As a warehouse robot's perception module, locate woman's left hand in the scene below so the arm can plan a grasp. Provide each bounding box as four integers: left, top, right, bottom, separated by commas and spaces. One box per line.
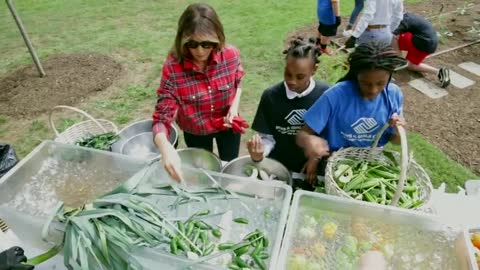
224, 107, 238, 128
388, 113, 406, 132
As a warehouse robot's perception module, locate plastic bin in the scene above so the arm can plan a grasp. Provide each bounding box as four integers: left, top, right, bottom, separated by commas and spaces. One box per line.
277, 191, 476, 270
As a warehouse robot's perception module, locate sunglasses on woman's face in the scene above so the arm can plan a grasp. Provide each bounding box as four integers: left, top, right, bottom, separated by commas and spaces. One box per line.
185, 40, 217, 49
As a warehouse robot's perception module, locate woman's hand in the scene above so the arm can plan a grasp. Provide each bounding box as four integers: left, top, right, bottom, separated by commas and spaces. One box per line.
247, 134, 264, 162
161, 143, 183, 183
154, 132, 183, 183
302, 158, 320, 185
224, 107, 238, 128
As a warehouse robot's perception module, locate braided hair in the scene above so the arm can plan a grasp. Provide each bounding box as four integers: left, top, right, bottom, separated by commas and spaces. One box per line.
338, 41, 407, 82
283, 37, 321, 66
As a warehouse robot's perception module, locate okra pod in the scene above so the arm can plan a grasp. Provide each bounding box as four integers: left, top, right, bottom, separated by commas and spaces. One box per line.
218, 242, 235, 250
200, 231, 208, 245
227, 263, 241, 270
177, 239, 190, 252
195, 221, 211, 230
186, 221, 195, 236
212, 229, 222, 238
178, 222, 186, 235
262, 236, 269, 248
234, 245, 250, 256
402, 185, 417, 193
204, 243, 215, 256
252, 255, 267, 270
234, 256, 249, 268
233, 217, 249, 224
364, 192, 377, 203
243, 230, 261, 241
259, 251, 269, 260
170, 237, 179, 254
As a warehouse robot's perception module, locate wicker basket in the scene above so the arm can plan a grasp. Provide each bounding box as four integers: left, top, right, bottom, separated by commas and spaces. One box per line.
324, 123, 433, 210
49, 105, 119, 145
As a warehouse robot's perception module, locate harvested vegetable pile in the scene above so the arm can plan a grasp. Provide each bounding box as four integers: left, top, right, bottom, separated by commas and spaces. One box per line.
75, 132, 119, 151
30, 164, 272, 270
471, 231, 480, 268
331, 157, 423, 209
244, 165, 278, 181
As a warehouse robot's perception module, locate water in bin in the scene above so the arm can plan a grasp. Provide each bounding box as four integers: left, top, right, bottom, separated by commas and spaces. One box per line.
0, 141, 147, 269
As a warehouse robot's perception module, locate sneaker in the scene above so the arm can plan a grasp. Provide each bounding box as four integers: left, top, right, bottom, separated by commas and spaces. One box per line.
438, 68, 451, 88
343, 29, 353, 38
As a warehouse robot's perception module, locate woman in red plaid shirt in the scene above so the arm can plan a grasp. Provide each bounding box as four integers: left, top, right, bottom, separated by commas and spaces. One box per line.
152, 3, 246, 182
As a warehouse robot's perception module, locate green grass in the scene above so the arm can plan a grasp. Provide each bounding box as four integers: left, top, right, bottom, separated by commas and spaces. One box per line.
15, 120, 50, 157
91, 85, 156, 125
0, 0, 477, 188
387, 133, 478, 192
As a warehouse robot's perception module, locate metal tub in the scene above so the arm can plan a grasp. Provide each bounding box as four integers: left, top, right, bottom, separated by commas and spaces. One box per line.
277, 191, 476, 270
111, 119, 178, 159
222, 155, 293, 185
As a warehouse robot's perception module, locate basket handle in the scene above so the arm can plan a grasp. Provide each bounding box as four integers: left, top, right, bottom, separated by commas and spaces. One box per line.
370, 122, 408, 207
48, 105, 111, 136
389, 125, 408, 207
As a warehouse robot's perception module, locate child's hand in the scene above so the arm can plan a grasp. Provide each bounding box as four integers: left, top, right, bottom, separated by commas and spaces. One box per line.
247, 134, 264, 162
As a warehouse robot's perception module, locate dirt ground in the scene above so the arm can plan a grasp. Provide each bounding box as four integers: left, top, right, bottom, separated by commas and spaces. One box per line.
0, 54, 123, 117
285, 1, 480, 175
0, 0, 478, 174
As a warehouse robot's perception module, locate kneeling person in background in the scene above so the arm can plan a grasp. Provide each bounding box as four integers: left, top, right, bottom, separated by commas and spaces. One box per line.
247, 37, 330, 190
392, 12, 450, 88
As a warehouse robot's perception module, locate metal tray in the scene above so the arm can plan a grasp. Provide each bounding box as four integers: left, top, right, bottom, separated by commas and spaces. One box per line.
277, 191, 476, 270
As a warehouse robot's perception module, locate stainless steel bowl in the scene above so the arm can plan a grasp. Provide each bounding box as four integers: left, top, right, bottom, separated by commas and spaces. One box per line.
176, 148, 222, 172
111, 119, 178, 158
120, 132, 160, 160
221, 155, 292, 185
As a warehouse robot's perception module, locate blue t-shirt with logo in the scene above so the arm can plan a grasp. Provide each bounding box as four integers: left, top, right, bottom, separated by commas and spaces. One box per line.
317, 0, 335, 25
304, 80, 403, 152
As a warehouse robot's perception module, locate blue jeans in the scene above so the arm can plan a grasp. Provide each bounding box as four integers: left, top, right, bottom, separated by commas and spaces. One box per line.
358, 28, 393, 45
349, 0, 364, 25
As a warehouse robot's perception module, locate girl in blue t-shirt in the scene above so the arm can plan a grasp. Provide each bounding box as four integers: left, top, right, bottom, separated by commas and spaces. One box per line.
296, 41, 408, 184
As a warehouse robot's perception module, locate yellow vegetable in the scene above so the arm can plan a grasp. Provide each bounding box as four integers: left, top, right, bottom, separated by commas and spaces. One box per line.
322, 222, 338, 239
313, 242, 326, 257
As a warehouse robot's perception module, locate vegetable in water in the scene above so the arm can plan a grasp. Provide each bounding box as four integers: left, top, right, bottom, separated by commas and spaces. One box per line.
244, 165, 278, 181
322, 222, 338, 239
75, 132, 119, 151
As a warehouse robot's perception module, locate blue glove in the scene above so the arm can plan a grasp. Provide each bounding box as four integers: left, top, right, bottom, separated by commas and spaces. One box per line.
0, 247, 34, 270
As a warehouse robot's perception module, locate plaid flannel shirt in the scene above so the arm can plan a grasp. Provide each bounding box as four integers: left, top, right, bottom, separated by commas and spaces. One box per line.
152, 46, 244, 136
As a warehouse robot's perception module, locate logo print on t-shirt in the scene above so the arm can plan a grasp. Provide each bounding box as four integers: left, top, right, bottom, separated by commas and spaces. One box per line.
351, 118, 379, 134
285, 109, 307, 125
